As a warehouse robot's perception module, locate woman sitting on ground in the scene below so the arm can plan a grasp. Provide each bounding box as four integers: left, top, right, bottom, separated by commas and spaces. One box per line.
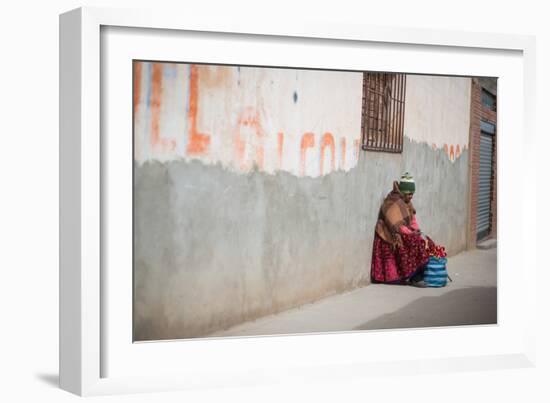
371, 173, 429, 286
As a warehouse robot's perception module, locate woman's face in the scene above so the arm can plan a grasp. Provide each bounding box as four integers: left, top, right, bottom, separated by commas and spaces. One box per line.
403, 193, 413, 203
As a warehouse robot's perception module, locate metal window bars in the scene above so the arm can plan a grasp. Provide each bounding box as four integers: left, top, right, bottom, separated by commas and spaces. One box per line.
361, 72, 406, 153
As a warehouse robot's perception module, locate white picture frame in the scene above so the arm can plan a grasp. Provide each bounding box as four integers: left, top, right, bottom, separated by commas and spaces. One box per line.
59, 6, 537, 396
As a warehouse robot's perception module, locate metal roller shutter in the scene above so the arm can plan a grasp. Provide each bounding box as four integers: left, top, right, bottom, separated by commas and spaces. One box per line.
477, 130, 494, 240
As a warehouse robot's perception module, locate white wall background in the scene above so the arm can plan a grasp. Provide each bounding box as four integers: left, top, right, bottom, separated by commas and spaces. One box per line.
134, 62, 363, 176
0, 1, 548, 402
404, 75, 471, 160
134, 64, 470, 177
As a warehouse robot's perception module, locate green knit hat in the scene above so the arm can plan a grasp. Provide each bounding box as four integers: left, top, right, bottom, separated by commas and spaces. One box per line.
398, 172, 415, 194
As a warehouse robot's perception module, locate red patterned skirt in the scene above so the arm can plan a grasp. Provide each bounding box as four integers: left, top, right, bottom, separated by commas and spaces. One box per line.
371, 232, 430, 284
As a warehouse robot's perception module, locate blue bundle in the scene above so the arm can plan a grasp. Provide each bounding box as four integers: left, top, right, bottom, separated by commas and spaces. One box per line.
423, 256, 449, 287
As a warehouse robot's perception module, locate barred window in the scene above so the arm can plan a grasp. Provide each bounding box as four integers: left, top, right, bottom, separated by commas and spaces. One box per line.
361, 72, 406, 153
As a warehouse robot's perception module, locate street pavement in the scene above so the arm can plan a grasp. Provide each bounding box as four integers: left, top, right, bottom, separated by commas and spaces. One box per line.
209, 247, 497, 338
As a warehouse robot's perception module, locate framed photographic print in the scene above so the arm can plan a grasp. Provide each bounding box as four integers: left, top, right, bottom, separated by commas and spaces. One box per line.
60, 6, 537, 396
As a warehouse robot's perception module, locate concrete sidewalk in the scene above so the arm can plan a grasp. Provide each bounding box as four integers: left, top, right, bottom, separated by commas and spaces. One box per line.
209, 247, 497, 337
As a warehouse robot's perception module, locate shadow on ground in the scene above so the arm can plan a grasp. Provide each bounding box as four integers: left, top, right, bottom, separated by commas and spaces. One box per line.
35, 373, 59, 388
354, 286, 497, 331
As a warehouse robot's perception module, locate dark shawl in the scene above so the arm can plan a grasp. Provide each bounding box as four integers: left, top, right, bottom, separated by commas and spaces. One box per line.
375, 181, 416, 246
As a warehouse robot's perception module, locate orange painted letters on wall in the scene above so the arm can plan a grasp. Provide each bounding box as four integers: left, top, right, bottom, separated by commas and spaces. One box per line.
300, 132, 315, 176
186, 65, 211, 155
340, 138, 346, 170
150, 63, 176, 153
278, 132, 284, 170
133, 62, 142, 117
234, 107, 265, 170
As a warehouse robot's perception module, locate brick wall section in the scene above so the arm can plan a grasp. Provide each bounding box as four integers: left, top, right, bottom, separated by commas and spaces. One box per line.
468, 78, 497, 247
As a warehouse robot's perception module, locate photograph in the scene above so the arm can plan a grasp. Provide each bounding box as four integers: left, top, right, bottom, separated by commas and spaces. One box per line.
132, 61, 498, 342
0, 0, 544, 399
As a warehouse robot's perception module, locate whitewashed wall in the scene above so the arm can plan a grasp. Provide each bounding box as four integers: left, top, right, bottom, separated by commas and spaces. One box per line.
134, 64, 472, 172
134, 62, 364, 177
404, 75, 471, 161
